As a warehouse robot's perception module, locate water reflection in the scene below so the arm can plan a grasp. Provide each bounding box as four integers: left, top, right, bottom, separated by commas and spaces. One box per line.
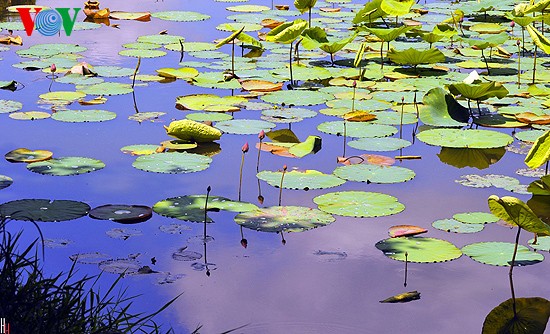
438, 147, 506, 169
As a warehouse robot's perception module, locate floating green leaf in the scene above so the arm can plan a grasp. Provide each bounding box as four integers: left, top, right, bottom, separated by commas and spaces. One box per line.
387, 48, 445, 66
314, 191, 405, 217
89, 205, 153, 224
453, 212, 500, 224
347, 137, 411, 151
261, 90, 333, 106
27, 157, 105, 176
333, 164, 415, 184
258, 169, 345, 190
375, 237, 462, 263
215, 119, 276, 134
432, 218, 485, 233
483, 297, 550, 334
151, 11, 211, 22
0, 100, 22, 113
462, 242, 544, 266
51, 109, 116, 123
318, 121, 397, 138
235, 206, 335, 232
5, 148, 53, 163
132, 152, 211, 174
0, 175, 13, 190
78, 82, 133, 96
0, 199, 90, 222
417, 129, 513, 148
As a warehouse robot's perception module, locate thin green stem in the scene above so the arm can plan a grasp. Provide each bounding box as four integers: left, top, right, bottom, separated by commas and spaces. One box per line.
238, 153, 245, 201
533, 45, 538, 84
278, 166, 287, 206
509, 226, 521, 317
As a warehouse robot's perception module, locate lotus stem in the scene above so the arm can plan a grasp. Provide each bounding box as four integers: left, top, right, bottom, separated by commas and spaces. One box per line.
280, 231, 286, 245
132, 57, 141, 89
343, 119, 347, 157
404, 251, 408, 287
278, 165, 287, 206
533, 45, 538, 84
240, 226, 247, 248
522, 27, 526, 56
257, 178, 264, 204
477, 100, 482, 116
517, 40, 521, 88
400, 97, 405, 139
179, 38, 185, 62
257, 130, 265, 173
239, 143, 248, 201
308, 8, 312, 28
545, 161, 549, 175
232, 41, 235, 76
204, 186, 211, 241
467, 99, 472, 117
289, 42, 294, 83
509, 226, 521, 317
481, 49, 490, 75
352, 80, 356, 113
380, 41, 384, 69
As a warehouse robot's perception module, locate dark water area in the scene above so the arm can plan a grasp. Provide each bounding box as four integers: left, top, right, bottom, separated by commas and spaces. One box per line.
1, 0, 549, 333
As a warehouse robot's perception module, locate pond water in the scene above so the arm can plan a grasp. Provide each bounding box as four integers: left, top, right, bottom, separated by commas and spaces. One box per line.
1, 0, 550, 333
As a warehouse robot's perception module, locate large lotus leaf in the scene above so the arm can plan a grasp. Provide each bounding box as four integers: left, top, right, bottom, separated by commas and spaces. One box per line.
0, 199, 90, 222
525, 130, 550, 169
456, 174, 521, 190
375, 237, 462, 263
438, 147, 506, 169
348, 137, 411, 151
27, 157, 105, 176
78, 83, 133, 96
271, 64, 332, 81
186, 112, 233, 122
0, 175, 13, 190
165, 119, 221, 142
266, 19, 308, 44
132, 152, 211, 174
319, 34, 358, 55
528, 175, 550, 196
288, 136, 322, 157
353, 0, 386, 24
453, 212, 500, 224
387, 48, 445, 66
235, 206, 335, 232
93, 66, 136, 77
417, 129, 513, 148
462, 32, 509, 49
527, 25, 550, 54
51, 110, 116, 123
483, 297, 550, 334
258, 170, 345, 190
119, 49, 166, 58
165, 42, 216, 52
380, 0, 414, 16
333, 164, 415, 184
261, 107, 316, 123
294, 0, 317, 14
215, 26, 246, 48
151, 11, 210, 22
120, 144, 160, 155
363, 26, 414, 42
137, 34, 185, 45
318, 121, 397, 138
419, 87, 469, 127
0, 100, 22, 113
260, 90, 333, 106
488, 195, 550, 235
525, 0, 550, 14
5, 148, 53, 163
176, 94, 246, 111
39, 91, 85, 102
123, 42, 160, 50
215, 119, 276, 134
314, 191, 405, 217
462, 242, 544, 266
55, 74, 103, 86
301, 27, 329, 50
89, 205, 153, 224
448, 81, 509, 101
432, 218, 484, 233
468, 23, 507, 34
154, 195, 257, 223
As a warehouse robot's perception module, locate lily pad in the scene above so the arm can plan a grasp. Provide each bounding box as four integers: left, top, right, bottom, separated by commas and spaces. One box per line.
99, 259, 141, 275
27, 157, 105, 176
89, 205, 153, 224
462, 242, 544, 266
151, 11, 210, 22
388, 225, 428, 238
78, 83, 133, 96
137, 34, 185, 45
51, 109, 116, 122
5, 148, 53, 163
313, 191, 405, 217
317, 121, 398, 138
172, 248, 202, 261
528, 236, 550, 252
39, 91, 85, 102
0, 175, 13, 190
9, 111, 51, 121
176, 94, 246, 111
215, 119, 276, 134
333, 164, 415, 184
432, 218, 485, 233
347, 137, 412, 151
417, 128, 513, 148
93, 66, 136, 77
106, 228, 143, 240
375, 237, 462, 263
257, 170, 346, 190
234, 206, 335, 233
119, 49, 167, 58
132, 152, 212, 174
483, 297, 550, 334
69, 252, 112, 264
260, 90, 333, 106
0, 100, 23, 113
120, 145, 160, 156
453, 212, 500, 224
0, 199, 90, 222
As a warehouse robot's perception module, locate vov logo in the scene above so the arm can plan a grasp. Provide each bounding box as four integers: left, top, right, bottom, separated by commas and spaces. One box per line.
17, 7, 81, 37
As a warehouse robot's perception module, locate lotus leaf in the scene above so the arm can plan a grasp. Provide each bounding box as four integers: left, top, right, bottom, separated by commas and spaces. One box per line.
482, 297, 550, 334
93, 66, 136, 77
9, 111, 51, 121
78, 83, 133, 96
217, 22, 263, 32
474, 114, 528, 129
215, 119, 276, 134
380, 0, 414, 16
0, 199, 90, 222
375, 237, 462, 263
453, 212, 500, 224
348, 137, 411, 151
173, 248, 202, 261
261, 107, 316, 123
121, 145, 160, 156
0, 100, 22, 113
528, 176, 550, 196
98, 259, 141, 276
288, 136, 322, 157
89, 205, 153, 224
70, 252, 112, 264
417, 129, 513, 148
516, 130, 547, 143
234, 206, 335, 232
27, 157, 105, 176
160, 140, 199, 150
448, 81, 509, 101
419, 87, 469, 127
0, 175, 13, 190
156, 67, 199, 79
132, 152, 212, 174
261, 90, 332, 106
258, 169, 345, 190
380, 291, 421, 303
318, 121, 397, 138
123, 42, 161, 50
51, 109, 116, 123
176, 94, 246, 111
5, 148, 53, 163
43, 238, 73, 248
462, 242, 544, 266
333, 164, 415, 184
159, 223, 191, 234
432, 218, 484, 233
456, 174, 521, 190
488, 195, 550, 235
266, 19, 308, 44
137, 34, 185, 45
387, 48, 445, 67
151, 11, 211, 22
119, 49, 167, 58
314, 191, 405, 217
128, 112, 165, 122
525, 130, 550, 169
55, 74, 103, 85
388, 225, 427, 238
106, 228, 143, 240
39, 91, 85, 102
363, 26, 414, 42
353, 0, 386, 24
527, 25, 550, 54
165, 42, 216, 52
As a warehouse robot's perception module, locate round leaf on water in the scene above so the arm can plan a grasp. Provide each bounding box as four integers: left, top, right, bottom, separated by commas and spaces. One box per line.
0, 100, 23, 113
27, 157, 105, 176
173, 248, 202, 261
215, 119, 276, 134
128, 112, 165, 122
314, 191, 405, 217
89, 204, 153, 224
93, 66, 136, 77
0, 199, 90, 222
462, 242, 544, 266
432, 218, 485, 233
69, 252, 112, 264
348, 137, 411, 151
375, 237, 462, 263
160, 140, 198, 151
226, 5, 270, 12
106, 228, 143, 240
318, 121, 398, 138
257, 170, 346, 190
9, 111, 51, 121
186, 112, 233, 122
99, 259, 141, 275
132, 152, 211, 174
78, 82, 133, 96
165, 42, 216, 52
456, 174, 521, 189
121, 144, 160, 156
151, 11, 210, 21
156, 67, 199, 79
39, 91, 85, 102
5, 148, 53, 163
123, 42, 161, 50
333, 164, 415, 184
516, 130, 547, 143
176, 94, 246, 111
261, 90, 333, 106
51, 109, 116, 122
529, 236, 550, 251
235, 206, 335, 233
388, 225, 428, 238
453, 212, 500, 224
0, 175, 13, 190
119, 49, 166, 58
417, 128, 513, 148
483, 297, 550, 334
137, 34, 185, 45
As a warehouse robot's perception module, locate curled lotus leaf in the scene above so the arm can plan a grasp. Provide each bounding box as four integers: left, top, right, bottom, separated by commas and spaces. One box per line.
89, 205, 153, 224
482, 297, 550, 334
0, 175, 13, 190
257, 169, 345, 190
5, 148, 53, 163
0, 199, 90, 222
375, 237, 462, 263
488, 195, 550, 235
387, 48, 445, 66
525, 130, 550, 169
120, 144, 160, 156
333, 164, 415, 184
235, 206, 335, 233
27, 157, 105, 176
528, 175, 550, 196
314, 191, 405, 217
448, 81, 509, 101
417, 128, 513, 148
462, 242, 544, 266
160, 140, 199, 151
132, 152, 212, 174
156, 67, 199, 79
380, 291, 421, 304
388, 225, 427, 238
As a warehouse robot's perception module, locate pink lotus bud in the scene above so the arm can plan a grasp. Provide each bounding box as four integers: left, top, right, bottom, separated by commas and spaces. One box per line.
50, 64, 56, 73
258, 130, 265, 140
516, 40, 521, 46
283, 165, 287, 171
510, 21, 515, 28
352, 80, 357, 88
242, 142, 249, 153
240, 238, 248, 248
